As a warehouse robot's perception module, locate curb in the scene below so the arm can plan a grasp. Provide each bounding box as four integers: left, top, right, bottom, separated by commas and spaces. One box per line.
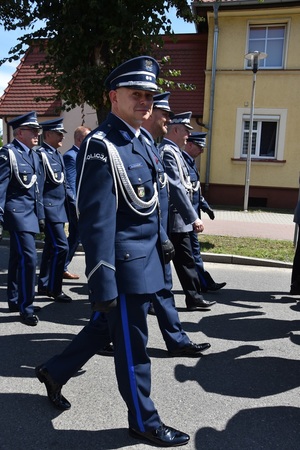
202, 252, 292, 269
0, 238, 293, 269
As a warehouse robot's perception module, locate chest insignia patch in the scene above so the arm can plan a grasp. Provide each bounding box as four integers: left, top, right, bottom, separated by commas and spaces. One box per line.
137, 186, 145, 198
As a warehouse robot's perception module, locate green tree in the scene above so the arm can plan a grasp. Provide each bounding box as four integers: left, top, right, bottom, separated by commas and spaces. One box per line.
0, 0, 197, 121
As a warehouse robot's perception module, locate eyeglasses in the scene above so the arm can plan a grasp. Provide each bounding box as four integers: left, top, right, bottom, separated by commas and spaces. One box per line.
19, 127, 42, 135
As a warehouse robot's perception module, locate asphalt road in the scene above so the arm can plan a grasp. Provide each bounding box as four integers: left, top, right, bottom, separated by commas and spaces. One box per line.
0, 246, 300, 450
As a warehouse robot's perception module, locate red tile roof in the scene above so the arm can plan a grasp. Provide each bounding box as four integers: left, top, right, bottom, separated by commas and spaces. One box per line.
0, 44, 61, 117
0, 34, 207, 120
157, 34, 207, 118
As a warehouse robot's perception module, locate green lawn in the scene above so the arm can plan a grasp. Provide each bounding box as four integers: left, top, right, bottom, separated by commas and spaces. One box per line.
200, 235, 295, 263
2, 231, 295, 263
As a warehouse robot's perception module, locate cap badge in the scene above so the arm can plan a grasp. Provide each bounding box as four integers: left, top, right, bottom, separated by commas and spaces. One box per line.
145, 59, 153, 71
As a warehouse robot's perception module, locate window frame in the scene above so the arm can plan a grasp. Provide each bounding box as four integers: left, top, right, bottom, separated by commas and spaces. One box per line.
245, 19, 290, 70
241, 116, 279, 159
234, 108, 287, 161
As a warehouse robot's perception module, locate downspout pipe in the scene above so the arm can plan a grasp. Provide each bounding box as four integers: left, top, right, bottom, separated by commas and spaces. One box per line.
205, 1, 219, 193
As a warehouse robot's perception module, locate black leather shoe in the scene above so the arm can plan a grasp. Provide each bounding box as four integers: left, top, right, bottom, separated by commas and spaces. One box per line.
49, 292, 72, 303
169, 342, 211, 357
96, 343, 114, 356
186, 297, 216, 310
35, 365, 71, 410
20, 313, 39, 326
207, 282, 227, 291
129, 423, 190, 447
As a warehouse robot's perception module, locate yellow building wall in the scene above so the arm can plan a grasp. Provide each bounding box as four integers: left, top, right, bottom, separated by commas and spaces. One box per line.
202, 6, 300, 191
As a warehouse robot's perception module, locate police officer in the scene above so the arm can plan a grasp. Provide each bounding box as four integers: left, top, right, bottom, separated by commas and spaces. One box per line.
36, 118, 72, 303
160, 112, 216, 310
0, 111, 44, 326
63, 126, 91, 280
183, 132, 226, 292
142, 92, 211, 355
36, 56, 190, 447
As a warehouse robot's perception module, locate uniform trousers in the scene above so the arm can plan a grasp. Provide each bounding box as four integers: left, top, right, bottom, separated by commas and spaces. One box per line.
38, 221, 68, 294
150, 263, 190, 351
7, 230, 37, 315
189, 230, 215, 289
44, 311, 111, 385
291, 224, 300, 284
44, 293, 162, 431
170, 232, 203, 306
64, 204, 80, 272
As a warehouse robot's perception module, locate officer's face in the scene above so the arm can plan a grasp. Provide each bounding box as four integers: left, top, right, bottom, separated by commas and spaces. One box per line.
176, 124, 190, 148
45, 130, 65, 149
110, 88, 154, 129
17, 127, 41, 149
186, 141, 204, 159
151, 109, 171, 138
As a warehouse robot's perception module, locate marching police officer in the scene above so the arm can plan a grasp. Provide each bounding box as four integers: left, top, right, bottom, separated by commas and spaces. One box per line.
0, 111, 44, 325
36, 56, 190, 447
63, 126, 91, 279
160, 112, 216, 310
142, 92, 211, 355
183, 132, 226, 292
36, 118, 72, 303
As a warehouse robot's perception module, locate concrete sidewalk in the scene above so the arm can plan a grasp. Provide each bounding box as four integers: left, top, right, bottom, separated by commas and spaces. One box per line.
202, 209, 295, 241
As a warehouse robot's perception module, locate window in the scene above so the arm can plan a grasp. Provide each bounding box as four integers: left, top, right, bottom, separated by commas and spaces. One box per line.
247, 25, 286, 69
242, 118, 278, 159
234, 108, 287, 162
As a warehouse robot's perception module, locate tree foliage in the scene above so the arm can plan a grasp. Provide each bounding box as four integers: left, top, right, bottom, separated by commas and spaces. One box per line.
0, 1, 197, 118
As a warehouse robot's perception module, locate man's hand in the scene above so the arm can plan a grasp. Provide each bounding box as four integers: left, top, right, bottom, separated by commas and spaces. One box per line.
193, 218, 204, 234
39, 219, 46, 233
204, 207, 215, 220
162, 239, 175, 264
92, 298, 118, 313
0, 222, 3, 241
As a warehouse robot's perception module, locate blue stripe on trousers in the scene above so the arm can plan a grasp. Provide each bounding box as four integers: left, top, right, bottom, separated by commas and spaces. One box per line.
119, 293, 145, 432
12, 231, 28, 310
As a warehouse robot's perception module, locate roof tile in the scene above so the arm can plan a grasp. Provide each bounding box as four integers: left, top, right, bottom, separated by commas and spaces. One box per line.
0, 45, 61, 117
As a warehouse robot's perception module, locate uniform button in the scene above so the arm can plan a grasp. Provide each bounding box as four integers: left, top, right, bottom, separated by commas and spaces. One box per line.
124, 253, 130, 260
138, 178, 142, 183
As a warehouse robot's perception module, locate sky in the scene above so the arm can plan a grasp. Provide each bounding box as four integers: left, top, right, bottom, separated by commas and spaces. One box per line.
0, 7, 196, 132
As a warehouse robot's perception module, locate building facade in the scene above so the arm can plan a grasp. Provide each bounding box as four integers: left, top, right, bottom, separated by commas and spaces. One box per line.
193, 0, 300, 209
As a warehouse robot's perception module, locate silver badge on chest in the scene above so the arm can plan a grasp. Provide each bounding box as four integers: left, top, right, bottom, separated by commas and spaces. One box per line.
137, 186, 145, 198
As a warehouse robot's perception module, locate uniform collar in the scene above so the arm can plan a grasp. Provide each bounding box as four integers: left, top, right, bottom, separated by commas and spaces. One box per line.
182, 150, 195, 165
15, 139, 31, 154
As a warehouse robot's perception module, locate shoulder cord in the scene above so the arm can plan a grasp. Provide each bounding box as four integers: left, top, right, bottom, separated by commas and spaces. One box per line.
159, 173, 168, 189
149, 143, 168, 189
40, 151, 65, 185
8, 148, 37, 188
76, 134, 158, 219
161, 146, 193, 192
104, 138, 158, 216
191, 180, 200, 192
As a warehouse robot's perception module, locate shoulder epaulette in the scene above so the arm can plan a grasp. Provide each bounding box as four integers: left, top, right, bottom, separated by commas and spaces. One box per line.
93, 131, 107, 141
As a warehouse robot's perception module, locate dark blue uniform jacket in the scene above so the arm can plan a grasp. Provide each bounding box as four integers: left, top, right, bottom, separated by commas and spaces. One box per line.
0, 139, 44, 232
76, 113, 166, 303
